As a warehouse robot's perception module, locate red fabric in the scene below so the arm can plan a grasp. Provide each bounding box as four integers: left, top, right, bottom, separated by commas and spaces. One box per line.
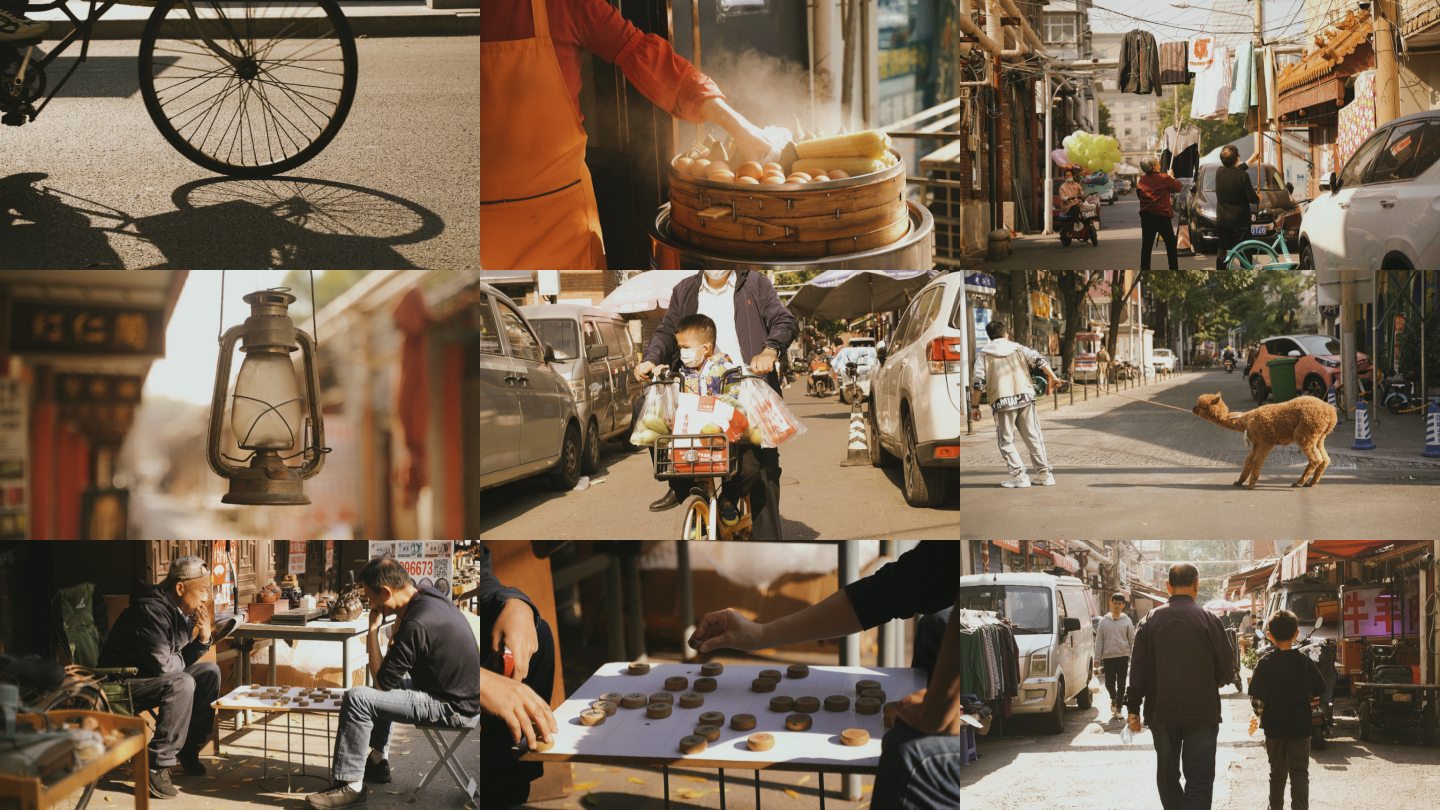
1136, 172, 1183, 217
30, 403, 54, 540
483, 0, 723, 123
392, 288, 433, 508
1309, 540, 1426, 559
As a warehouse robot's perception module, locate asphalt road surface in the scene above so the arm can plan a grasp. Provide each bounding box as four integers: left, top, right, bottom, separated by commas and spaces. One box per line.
961, 370, 1440, 541
961, 673, 1440, 810
480, 382, 959, 540
2, 37, 477, 269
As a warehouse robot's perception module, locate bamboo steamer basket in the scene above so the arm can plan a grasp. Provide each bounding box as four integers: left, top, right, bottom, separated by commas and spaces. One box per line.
667, 149, 908, 259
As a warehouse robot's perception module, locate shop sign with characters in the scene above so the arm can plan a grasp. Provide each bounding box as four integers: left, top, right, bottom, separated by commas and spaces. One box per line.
1341, 586, 1421, 637
370, 542, 453, 595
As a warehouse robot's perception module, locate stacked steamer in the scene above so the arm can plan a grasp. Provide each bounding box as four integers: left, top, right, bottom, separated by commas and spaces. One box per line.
668, 131, 906, 259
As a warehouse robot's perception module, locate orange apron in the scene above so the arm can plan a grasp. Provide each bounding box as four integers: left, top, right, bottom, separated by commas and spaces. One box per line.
481, 0, 606, 270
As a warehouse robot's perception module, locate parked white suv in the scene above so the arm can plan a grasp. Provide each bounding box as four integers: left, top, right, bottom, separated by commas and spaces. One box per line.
1298, 110, 1440, 275
867, 272, 963, 507
1150, 348, 1178, 373
959, 573, 1098, 734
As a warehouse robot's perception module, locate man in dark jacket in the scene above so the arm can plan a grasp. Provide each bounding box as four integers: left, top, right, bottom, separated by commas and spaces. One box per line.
476, 543, 557, 810
632, 268, 799, 539
99, 556, 231, 799
308, 556, 482, 810
1125, 563, 1236, 810
1213, 145, 1260, 274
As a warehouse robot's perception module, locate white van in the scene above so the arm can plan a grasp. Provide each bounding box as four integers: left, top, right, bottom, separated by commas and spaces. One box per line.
959, 573, 1098, 734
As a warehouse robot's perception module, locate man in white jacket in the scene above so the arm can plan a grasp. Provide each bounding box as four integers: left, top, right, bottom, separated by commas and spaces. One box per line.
969, 319, 1062, 487
1097, 593, 1137, 717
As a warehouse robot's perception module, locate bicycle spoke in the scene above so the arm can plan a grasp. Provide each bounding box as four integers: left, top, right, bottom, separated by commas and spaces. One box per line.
252, 79, 309, 158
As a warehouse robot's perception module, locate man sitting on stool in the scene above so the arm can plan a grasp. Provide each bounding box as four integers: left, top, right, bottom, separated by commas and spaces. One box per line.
308, 557, 481, 810
99, 556, 232, 800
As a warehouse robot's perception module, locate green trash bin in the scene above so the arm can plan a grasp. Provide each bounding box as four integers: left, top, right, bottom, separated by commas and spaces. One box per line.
1266, 357, 1299, 402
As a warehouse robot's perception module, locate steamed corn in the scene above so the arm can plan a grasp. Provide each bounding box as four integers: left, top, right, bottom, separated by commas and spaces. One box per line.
791, 157, 889, 177
794, 130, 891, 160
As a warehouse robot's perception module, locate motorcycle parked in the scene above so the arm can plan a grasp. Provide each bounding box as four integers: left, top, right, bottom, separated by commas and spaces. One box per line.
838, 359, 872, 405
1296, 629, 1337, 748
1356, 637, 1435, 744
1054, 195, 1099, 247
1380, 373, 1430, 415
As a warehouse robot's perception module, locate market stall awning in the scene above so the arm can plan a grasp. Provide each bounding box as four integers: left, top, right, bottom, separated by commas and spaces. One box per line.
990, 539, 1021, 553
786, 269, 941, 319
596, 271, 695, 315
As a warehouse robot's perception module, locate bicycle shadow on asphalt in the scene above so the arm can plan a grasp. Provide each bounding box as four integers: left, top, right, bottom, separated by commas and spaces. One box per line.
1, 173, 445, 269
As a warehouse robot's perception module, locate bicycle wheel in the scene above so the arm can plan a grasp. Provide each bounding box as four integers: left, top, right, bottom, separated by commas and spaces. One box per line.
138, 1, 359, 177
36, 684, 110, 810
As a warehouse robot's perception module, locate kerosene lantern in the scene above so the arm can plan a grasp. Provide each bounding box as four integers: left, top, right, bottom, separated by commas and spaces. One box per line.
206, 289, 327, 505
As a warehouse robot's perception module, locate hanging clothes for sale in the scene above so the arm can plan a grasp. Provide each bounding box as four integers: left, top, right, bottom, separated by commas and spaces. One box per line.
1228, 40, 1258, 117
1120, 30, 1162, 96
1188, 33, 1216, 72
1190, 44, 1231, 120
1337, 70, 1377, 167
1162, 124, 1201, 179
1159, 41, 1192, 85
958, 610, 1021, 701
1262, 46, 1279, 125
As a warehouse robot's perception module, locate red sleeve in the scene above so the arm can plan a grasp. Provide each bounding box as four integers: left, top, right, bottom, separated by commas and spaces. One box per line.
570, 0, 723, 123
1167, 175, 1184, 192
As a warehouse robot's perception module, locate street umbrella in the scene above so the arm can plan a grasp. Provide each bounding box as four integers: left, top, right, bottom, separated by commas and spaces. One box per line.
596, 271, 694, 315
787, 269, 941, 320
1203, 598, 1247, 614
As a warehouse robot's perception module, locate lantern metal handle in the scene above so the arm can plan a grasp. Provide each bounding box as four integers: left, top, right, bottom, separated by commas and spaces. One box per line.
207, 325, 248, 482
295, 328, 326, 480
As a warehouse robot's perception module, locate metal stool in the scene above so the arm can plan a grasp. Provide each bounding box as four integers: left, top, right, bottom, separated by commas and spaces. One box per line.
409, 712, 479, 804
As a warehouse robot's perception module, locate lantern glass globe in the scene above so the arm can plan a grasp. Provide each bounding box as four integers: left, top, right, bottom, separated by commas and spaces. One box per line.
232, 353, 303, 450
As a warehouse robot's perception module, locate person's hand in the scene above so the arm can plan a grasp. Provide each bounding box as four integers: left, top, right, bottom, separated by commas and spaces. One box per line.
195, 608, 213, 644
732, 125, 782, 166
893, 688, 960, 735
492, 599, 539, 681
749, 348, 777, 375
481, 669, 558, 750
369, 606, 386, 634
635, 360, 664, 382
1127, 713, 1143, 734
688, 608, 765, 653
970, 407, 983, 422
1046, 376, 1061, 396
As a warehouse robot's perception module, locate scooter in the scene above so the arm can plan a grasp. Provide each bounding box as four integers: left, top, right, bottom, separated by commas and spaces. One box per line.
1054, 196, 1099, 247
808, 358, 836, 397
838, 359, 872, 405
1380, 374, 1431, 415
1296, 628, 1337, 748
1224, 357, 1235, 373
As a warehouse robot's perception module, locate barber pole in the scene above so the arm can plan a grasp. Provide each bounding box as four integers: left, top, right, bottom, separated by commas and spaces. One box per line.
1352, 399, 1376, 450
1422, 400, 1440, 458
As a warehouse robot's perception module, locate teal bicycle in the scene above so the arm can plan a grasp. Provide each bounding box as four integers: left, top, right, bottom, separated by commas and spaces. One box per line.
1222, 230, 1300, 273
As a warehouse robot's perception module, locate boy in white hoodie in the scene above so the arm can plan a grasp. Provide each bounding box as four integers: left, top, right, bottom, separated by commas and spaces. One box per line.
968, 319, 1062, 487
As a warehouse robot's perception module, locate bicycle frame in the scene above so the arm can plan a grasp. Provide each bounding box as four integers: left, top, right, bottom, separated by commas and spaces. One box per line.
12, 0, 247, 122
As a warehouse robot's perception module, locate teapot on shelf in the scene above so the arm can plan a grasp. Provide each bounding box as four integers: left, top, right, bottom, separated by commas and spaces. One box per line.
329, 571, 365, 622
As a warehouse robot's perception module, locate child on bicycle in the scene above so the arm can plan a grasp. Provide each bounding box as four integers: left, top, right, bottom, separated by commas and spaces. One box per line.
651, 313, 760, 533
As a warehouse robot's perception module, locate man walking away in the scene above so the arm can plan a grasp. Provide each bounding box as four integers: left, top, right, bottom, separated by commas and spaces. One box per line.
1247, 609, 1326, 810
968, 319, 1064, 488
1213, 145, 1259, 273
1136, 157, 1183, 275
1125, 563, 1236, 810
1244, 343, 1260, 377
1097, 594, 1136, 718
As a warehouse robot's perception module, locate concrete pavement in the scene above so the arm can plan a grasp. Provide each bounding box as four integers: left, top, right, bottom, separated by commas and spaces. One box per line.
479, 382, 959, 540
961, 369, 1440, 541
1002, 193, 1217, 274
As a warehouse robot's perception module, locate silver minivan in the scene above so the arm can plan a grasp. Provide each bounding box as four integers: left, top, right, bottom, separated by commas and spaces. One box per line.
480, 284, 584, 492
959, 573, 1098, 734
519, 304, 641, 474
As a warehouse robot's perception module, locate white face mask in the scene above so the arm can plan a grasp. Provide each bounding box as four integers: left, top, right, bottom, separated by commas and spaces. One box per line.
680, 344, 710, 368
703, 269, 731, 281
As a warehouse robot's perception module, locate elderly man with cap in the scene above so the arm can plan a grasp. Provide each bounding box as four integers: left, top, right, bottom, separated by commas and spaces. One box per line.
99, 556, 237, 800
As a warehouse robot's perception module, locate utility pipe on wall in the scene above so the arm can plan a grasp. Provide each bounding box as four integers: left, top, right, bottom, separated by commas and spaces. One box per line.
995, 0, 1050, 58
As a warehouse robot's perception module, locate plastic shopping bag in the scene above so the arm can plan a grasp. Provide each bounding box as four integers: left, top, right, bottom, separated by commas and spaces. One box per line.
736, 377, 806, 448
671, 393, 749, 474
629, 380, 679, 447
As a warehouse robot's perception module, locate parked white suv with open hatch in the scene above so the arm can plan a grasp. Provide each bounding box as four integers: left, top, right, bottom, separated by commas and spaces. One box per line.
959, 573, 1098, 734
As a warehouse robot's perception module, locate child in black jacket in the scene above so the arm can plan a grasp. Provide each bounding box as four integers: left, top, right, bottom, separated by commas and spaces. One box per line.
1247, 610, 1326, 810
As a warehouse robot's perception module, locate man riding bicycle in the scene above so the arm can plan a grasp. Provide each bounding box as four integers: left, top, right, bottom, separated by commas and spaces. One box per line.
0, 5, 49, 41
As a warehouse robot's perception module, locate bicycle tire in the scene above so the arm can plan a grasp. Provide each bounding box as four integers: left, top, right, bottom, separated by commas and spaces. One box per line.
36, 684, 110, 810
138, 0, 359, 177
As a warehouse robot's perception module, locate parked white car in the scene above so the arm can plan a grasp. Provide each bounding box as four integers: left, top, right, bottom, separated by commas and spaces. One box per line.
1150, 348, 1178, 372
1298, 110, 1440, 275
959, 573, 1098, 735
867, 272, 962, 507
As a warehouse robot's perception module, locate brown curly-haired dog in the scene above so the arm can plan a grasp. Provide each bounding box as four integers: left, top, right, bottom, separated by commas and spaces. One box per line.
1191, 392, 1337, 488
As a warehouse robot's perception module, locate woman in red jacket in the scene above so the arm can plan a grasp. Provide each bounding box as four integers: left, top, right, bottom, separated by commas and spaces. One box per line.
1135, 156, 1184, 275
482, 0, 780, 270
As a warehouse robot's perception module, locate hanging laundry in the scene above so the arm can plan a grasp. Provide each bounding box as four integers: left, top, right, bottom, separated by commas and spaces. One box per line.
1158, 41, 1192, 86
1262, 46, 1279, 125
1162, 124, 1201, 179
1120, 30, 1162, 96
1190, 44, 1232, 120
1188, 33, 1216, 72
1228, 40, 1259, 116
1337, 70, 1377, 167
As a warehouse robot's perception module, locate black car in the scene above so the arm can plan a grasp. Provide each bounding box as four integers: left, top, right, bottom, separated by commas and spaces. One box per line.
1186, 162, 1302, 254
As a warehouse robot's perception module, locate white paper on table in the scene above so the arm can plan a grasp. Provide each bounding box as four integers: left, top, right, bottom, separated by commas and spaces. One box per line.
521, 663, 927, 767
